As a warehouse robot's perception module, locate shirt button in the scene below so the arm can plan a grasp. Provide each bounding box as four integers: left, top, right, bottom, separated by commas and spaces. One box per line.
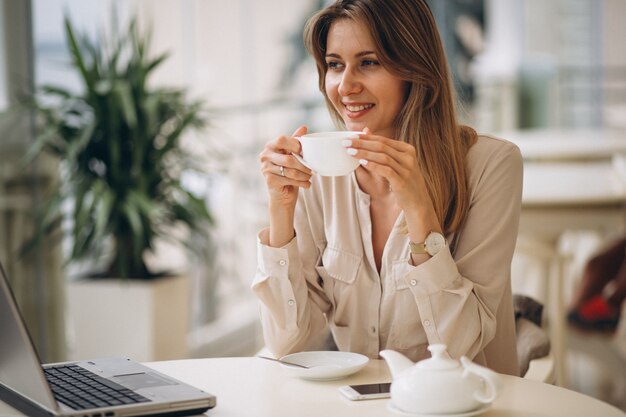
410, 279, 417, 286
423, 320, 431, 327
278, 259, 287, 266
287, 299, 295, 306
371, 326, 377, 333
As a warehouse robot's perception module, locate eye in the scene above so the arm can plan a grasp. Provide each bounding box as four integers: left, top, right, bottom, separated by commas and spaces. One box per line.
326, 60, 344, 71
361, 59, 379, 67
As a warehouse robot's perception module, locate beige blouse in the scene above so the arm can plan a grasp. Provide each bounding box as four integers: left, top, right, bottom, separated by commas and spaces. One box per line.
252, 135, 522, 376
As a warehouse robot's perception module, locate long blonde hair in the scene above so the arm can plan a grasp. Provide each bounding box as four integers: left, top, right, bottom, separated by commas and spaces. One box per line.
304, 0, 476, 234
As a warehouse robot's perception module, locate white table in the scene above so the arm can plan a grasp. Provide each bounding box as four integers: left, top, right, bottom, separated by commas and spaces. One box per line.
2, 358, 622, 417
504, 128, 626, 162
521, 161, 626, 239
153, 358, 625, 417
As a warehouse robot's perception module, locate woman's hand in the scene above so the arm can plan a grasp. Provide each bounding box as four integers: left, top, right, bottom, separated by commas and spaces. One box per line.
260, 126, 313, 247
345, 128, 429, 211
345, 128, 442, 253
259, 125, 313, 209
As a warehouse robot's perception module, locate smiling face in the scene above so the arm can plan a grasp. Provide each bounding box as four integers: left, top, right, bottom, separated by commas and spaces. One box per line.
324, 18, 406, 138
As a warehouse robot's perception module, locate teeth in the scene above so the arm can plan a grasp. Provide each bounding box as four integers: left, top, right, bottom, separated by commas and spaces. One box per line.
345, 104, 373, 112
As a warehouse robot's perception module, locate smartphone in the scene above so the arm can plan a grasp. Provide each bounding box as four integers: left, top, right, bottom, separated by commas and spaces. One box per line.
339, 382, 391, 401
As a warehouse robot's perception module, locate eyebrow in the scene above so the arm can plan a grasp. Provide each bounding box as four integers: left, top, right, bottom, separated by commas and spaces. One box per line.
325, 50, 377, 59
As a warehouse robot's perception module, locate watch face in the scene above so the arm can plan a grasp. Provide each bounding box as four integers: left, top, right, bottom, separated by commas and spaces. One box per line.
425, 232, 446, 255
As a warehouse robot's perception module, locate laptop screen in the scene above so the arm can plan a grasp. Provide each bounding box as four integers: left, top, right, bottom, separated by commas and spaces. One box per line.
0, 263, 58, 412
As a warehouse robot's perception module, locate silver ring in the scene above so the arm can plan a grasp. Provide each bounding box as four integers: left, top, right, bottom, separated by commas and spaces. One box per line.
280, 165, 285, 177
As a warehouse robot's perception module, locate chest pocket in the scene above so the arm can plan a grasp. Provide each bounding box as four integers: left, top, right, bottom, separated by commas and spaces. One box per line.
315, 246, 362, 328
315, 246, 361, 285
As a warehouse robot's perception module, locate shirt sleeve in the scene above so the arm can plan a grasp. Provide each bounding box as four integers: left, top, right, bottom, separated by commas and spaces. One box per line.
251, 196, 331, 357
399, 140, 523, 360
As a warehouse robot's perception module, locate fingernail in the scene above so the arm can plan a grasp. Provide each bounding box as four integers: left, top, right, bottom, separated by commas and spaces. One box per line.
346, 148, 357, 156
348, 134, 360, 139
359, 159, 368, 166
341, 139, 352, 147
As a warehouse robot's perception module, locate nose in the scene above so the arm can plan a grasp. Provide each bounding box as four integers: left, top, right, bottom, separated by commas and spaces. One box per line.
338, 67, 362, 96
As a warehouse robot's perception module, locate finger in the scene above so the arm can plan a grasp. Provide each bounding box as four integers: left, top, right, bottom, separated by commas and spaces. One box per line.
355, 133, 411, 152
267, 129, 307, 156
260, 147, 313, 177
288, 153, 313, 175
352, 126, 411, 153
278, 163, 313, 181
261, 152, 312, 180
270, 136, 303, 155
291, 125, 308, 156
349, 147, 405, 173
264, 166, 312, 189
356, 159, 400, 183
344, 133, 416, 168
292, 125, 308, 137
267, 152, 312, 176
345, 138, 406, 167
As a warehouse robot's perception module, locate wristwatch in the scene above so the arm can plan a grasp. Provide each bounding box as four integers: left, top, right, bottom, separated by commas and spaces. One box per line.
409, 232, 446, 256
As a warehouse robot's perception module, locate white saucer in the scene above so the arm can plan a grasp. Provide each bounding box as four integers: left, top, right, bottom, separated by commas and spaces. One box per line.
279, 351, 369, 381
387, 403, 491, 417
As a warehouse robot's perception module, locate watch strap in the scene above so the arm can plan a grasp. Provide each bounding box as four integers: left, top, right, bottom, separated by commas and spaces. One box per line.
409, 241, 428, 255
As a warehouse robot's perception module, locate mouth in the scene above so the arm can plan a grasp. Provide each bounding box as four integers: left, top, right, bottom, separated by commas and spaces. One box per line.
343, 103, 374, 118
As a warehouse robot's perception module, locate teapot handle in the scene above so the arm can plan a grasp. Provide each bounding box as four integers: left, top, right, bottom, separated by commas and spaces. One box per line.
460, 357, 502, 404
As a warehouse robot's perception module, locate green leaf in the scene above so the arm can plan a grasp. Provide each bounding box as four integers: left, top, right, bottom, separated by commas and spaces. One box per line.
66, 119, 96, 162
114, 80, 137, 128
19, 12, 214, 279
94, 188, 115, 240
121, 199, 144, 262
19, 194, 65, 257
145, 52, 169, 75
40, 85, 74, 98
64, 16, 94, 91
23, 127, 62, 162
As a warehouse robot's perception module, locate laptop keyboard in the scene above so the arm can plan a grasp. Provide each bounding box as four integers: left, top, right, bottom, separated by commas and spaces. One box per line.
44, 365, 151, 410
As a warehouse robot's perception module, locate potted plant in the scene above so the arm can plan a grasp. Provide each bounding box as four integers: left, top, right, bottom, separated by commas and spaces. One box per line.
24, 15, 214, 361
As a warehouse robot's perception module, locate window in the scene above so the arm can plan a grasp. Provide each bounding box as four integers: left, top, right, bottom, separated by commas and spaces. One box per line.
0, 6, 7, 112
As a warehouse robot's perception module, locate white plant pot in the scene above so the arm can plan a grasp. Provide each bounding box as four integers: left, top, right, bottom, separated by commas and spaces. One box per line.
67, 274, 190, 362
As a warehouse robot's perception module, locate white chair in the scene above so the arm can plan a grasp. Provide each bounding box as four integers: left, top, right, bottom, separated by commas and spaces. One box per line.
515, 236, 570, 385
524, 350, 556, 383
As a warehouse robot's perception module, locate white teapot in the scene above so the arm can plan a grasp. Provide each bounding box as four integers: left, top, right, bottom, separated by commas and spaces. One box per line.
380, 344, 502, 415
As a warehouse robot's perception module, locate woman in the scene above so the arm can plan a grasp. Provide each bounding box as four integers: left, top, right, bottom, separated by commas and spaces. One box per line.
254, 0, 522, 376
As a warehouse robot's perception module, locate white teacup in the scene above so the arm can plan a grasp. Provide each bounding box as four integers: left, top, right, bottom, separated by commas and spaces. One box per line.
295, 131, 361, 176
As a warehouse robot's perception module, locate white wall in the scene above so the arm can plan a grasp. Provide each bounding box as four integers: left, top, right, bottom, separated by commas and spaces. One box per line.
122, 0, 330, 355
132, 0, 317, 106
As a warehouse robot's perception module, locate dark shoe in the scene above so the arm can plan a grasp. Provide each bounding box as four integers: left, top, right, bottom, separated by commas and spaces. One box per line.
567, 295, 619, 333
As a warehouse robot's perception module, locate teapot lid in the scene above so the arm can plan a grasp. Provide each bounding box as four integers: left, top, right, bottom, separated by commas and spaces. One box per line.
416, 344, 459, 370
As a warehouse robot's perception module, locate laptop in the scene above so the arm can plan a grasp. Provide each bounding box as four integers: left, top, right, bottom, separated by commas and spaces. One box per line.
0, 262, 216, 417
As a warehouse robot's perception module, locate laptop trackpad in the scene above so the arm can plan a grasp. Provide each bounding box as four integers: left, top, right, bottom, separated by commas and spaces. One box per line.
112, 372, 177, 390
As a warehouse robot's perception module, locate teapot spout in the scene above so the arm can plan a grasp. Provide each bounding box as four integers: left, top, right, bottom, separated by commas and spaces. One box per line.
380, 350, 415, 378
